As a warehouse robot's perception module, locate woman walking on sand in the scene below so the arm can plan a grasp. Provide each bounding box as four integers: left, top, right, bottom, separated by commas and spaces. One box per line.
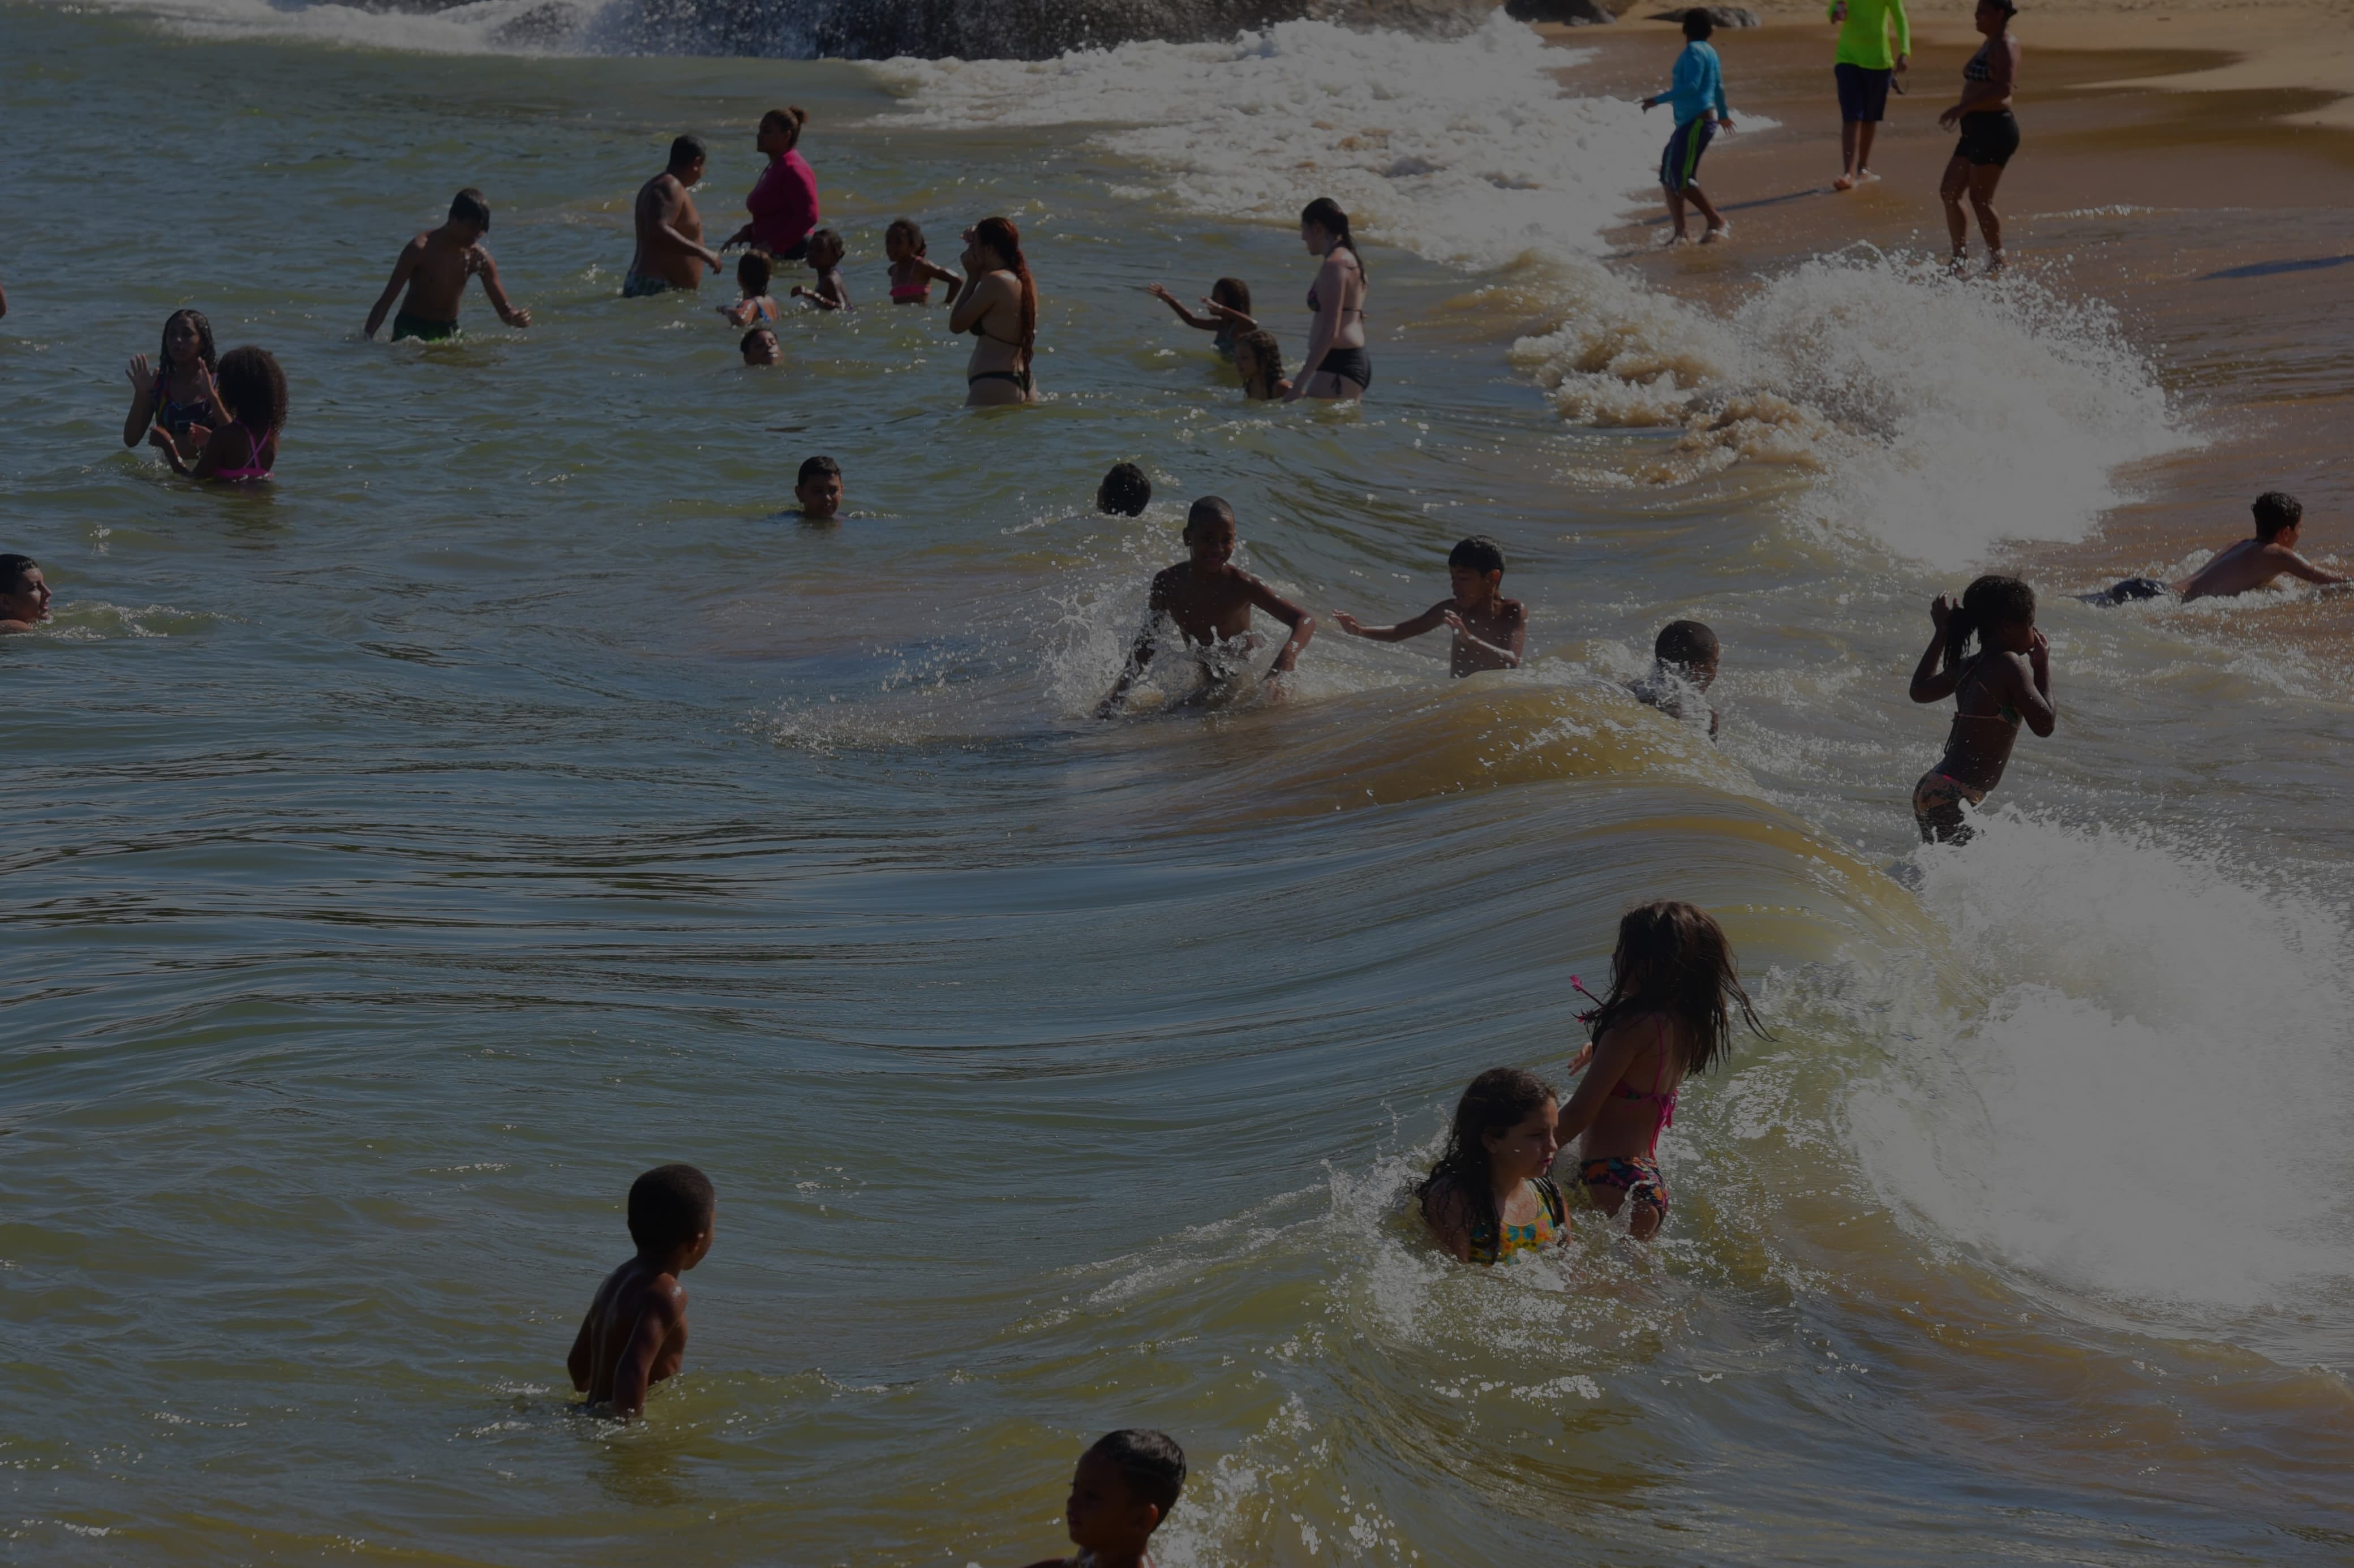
721, 107, 819, 263
1938, 0, 2021, 275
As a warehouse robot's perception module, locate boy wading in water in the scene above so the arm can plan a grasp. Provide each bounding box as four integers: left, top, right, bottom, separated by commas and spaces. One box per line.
2088, 492, 2348, 604
1906, 574, 2054, 844
1644, 10, 1736, 245
626, 136, 722, 297
1098, 496, 1316, 716
363, 189, 531, 342
1333, 534, 1525, 676
568, 1163, 714, 1418
1018, 1430, 1187, 1568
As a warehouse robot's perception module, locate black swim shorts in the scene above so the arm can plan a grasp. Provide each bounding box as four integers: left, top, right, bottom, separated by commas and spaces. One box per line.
1954, 109, 2020, 168
1835, 62, 1892, 123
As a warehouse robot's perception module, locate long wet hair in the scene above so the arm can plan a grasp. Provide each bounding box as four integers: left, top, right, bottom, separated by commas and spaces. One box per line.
1418, 1067, 1555, 1258
1583, 901, 1765, 1080
160, 308, 218, 379
216, 346, 287, 435
1941, 574, 2035, 667
760, 105, 808, 151
969, 216, 1036, 372
1236, 328, 1286, 399
1301, 197, 1366, 282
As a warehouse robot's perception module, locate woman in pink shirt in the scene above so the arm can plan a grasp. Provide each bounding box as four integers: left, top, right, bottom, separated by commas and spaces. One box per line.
721, 106, 818, 263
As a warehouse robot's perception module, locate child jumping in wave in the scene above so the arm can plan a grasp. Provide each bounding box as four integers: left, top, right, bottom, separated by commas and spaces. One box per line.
1097, 497, 1316, 716
362, 188, 531, 341
718, 251, 780, 327
1146, 277, 1254, 359
1333, 535, 1524, 676
884, 219, 963, 306
1905, 574, 2054, 843
1234, 329, 1292, 402
123, 309, 221, 452
1419, 1067, 1568, 1264
1016, 1429, 1186, 1568
566, 1163, 714, 1419
791, 228, 853, 311
1556, 901, 1764, 1239
153, 346, 285, 484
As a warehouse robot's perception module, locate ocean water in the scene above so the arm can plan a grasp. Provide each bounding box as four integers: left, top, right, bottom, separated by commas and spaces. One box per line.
3, 3, 2352, 1563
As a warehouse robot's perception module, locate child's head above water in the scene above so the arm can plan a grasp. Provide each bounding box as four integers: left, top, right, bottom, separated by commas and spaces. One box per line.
1589, 900, 1764, 1078
806, 227, 845, 270
1234, 329, 1285, 397
796, 454, 843, 519
1653, 618, 1719, 688
0, 554, 51, 626
1417, 1067, 1558, 1250
737, 250, 772, 298
2253, 491, 2303, 542
1183, 496, 1238, 563
741, 327, 782, 366
884, 218, 926, 262
626, 1162, 715, 1264
215, 346, 287, 433
448, 187, 491, 241
1209, 276, 1252, 317
1943, 574, 2037, 661
158, 308, 217, 375
1098, 461, 1151, 517
1063, 1429, 1187, 1559
1446, 535, 1506, 604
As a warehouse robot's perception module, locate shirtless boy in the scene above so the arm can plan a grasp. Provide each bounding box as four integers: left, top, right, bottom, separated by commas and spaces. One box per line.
1332, 535, 1524, 676
1629, 618, 1721, 738
1098, 496, 1316, 715
625, 136, 721, 298
796, 455, 843, 520
362, 189, 531, 341
2089, 492, 2347, 604
567, 1163, 714, 1419
0, 555, 53, 633
1017, 1430, 1187, 1568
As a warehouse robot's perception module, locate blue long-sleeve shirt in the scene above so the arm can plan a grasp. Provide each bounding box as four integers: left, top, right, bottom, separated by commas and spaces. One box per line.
1657, 40, 1730, 127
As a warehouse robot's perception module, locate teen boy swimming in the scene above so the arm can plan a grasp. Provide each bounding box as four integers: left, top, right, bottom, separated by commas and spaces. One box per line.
567, 1163, 714, 1419
363, 188, 531, 341
1097, 496, 1315, 716
2087, 492, 2348, 604
1331, 535, 1524, 675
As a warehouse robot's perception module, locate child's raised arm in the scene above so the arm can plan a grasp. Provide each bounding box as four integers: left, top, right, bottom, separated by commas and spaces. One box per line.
1907, 594, 1961, 704
2001, 632, 2057, 737
1333, 602, 1447, 643
364, 238, 424, 340
1245, 575, 1317, 680
475, 249, 531, 329
2269, 542, 2352, 587
1146, 283, 1222, 332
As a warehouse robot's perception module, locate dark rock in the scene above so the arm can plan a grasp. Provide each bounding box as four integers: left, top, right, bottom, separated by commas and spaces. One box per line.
1506, 0, 1614, 26
1647, 5, 1762, 26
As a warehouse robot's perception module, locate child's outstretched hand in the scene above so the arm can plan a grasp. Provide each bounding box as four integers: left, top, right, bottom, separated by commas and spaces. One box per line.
126, 354, 156, 397
1332, 611, 1365, 635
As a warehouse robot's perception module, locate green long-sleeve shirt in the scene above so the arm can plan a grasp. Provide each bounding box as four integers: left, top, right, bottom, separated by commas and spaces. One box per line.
1829, 0, 1911, 70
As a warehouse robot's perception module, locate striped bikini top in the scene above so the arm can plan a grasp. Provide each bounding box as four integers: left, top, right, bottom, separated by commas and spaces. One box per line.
1963, 41, 1996, 83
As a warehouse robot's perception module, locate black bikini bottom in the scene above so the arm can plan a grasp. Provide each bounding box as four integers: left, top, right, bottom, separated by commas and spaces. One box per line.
1316, 346, 1371, 390
967, 369, 1032, 394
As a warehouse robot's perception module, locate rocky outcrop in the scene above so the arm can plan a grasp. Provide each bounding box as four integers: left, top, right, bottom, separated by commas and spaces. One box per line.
1646, 5, 1762, 26
1504, 0, 1613, 26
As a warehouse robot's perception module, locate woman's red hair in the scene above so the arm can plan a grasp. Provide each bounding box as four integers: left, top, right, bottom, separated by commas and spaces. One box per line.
971, 216, 1036, 372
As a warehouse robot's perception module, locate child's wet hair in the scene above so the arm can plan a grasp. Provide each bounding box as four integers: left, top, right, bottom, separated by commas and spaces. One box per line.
1086, 1429, 1187, 1516
160, 308, 217, 375
886, 217, 927, 256
798, 454, 841, 486
2253, 491, 2303, 539
1943, 574, 2035, 663
1682, 7, 1715, 38
215, 346, 287, 433
1210, 276, 1252, 316
737, 251, 772, 294
1099, 462, 1151, 517
1584, 901, 1766, 1079
1184, 495, 1236, 536
1235, 329, 1286, 396
809, 226, 845, 263
626, 1162, 715, 1252
741, 327, 777, 356
1418, 1067, 1556, 1257
0, 554, 37, 595
1448, 535, 1506, 575
1655, 618, 1719, 671
448, 187, 491, 230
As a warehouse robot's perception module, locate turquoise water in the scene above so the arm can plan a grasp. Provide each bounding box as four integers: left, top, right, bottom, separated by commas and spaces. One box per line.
3, 5, 2352, 1563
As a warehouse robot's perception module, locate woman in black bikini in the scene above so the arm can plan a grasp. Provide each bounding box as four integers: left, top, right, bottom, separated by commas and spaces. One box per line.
951, 216, 1037, 407
124, 308, 223, 454
1286, 197, 1369, 403
1937, 0, 2022, 276
1905, 574, 2055, 844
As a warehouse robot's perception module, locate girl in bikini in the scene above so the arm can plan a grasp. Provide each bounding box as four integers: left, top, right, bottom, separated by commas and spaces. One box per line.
1905, 574, 2055, 844
154, 345, 285, 484
716, 251, 780, 327
883, 218, 963, 307
1145, 276, 1253, 359
123, 308, 223, 454
1287, 196, 1369, 403
1233, 329, 1292, 402
951, 216, 1037, 406
1556, 900, 1765, 1240
1418, 1067, 1569, 1265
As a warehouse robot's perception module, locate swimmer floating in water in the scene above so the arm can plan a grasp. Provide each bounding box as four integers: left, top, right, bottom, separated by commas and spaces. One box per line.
1097, 496, 1315, 716
1419, 1067, 1567, 1264
1098, 462, 1152, 517
363, 188, 531, 342
0, 554, 53, 633
796, 454, 843, 520
741, 327, 783, 366
566, 1163, 714, 1420
2086, 491, 2347, 605
1333, 534, 1524, 676
1628, 618, 1721, 738
1906, 574, 2055, 844
1016, 1430, 1187, 1568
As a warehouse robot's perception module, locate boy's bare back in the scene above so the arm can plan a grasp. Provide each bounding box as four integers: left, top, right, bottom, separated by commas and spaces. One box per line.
2176, 536, 2344, 602
569, 1256, 690, 1411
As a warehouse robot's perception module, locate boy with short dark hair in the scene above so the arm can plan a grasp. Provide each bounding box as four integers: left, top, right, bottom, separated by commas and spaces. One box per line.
1629, 617, 1721, 737
363, 187, 531, 341
796, 455, 843, 519
1642, 12, 1736, 245
2089, 491, 2347, 604
1017, 1429, 1187, 1568
1098, 462, 1152, 517
567, 1163, 715, 1419
0, 554, 53, 633
1098, 497, 1316, 715
1332, 534, 1526, 676
742, 327, 783, 366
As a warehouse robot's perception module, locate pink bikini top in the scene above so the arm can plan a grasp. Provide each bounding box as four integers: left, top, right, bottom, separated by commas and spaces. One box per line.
1610, 1021, 1680, 1155
889, 282, 930, 303
214, 421, 274, 482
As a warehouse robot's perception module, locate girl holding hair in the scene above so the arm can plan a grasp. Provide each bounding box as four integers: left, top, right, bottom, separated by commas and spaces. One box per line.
884, 219, 963, 306
1936, 0, 2022, 275
1557, 900, 1765, 1239
124, 308, 222, 452
1288, 197, 1369, 402
1146, 277, 1253, 358
723, 106, 819, 262
951, 217, 1037, 406
1906, 574, 2054, 843
1419, 1068, 1569, 1265
155, 345, 285, 484
1234, 329, 1291, 401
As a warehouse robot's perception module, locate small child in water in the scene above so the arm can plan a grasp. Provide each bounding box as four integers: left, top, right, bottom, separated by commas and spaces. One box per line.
792, 227, 853, 311
1418, 1067, 1568, 1264
0, 554, 53, 633
153, 345, 285, 483
1146, 277, 1254, 358
123, 308, 221, 452
1098, 497, 1317, 715
742, 327, 783, 366
1628, 618, 1721, 737
1556, 900, 1764, 1239
363, 188, 531, 341
1906, 574, 2054, 844
1016, 1429, 1187, 1568
718, 251, 780, 327
884, 218, 963, 306
2087, 492, 2348, 604
1098, 462, 1152, 517
1333, 535, 1525, 676
566, 1162, 714, 1419
1234, 329, 1291, 402
796, 454, 843, 520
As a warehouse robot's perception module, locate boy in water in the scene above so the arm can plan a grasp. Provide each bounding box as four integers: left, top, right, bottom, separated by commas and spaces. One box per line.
2089, 492, 2348, 604
1629, 618, 1721, 737
363, 188, 532, 342
0, 555, 53, 633
1098, 497, 1316, 716
789, 229, 854, 311
1098, 462, 1152, 518
1331, 535, 1525, 676
796, 455, 843, 520
1642, 11, 1736, 244
742, 327, 784, 366
1017, 1429, 1187, 1568
568, 1163, 714, 1419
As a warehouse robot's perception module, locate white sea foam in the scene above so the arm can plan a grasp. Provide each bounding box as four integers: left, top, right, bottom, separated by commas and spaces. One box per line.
62, 0, 582, 52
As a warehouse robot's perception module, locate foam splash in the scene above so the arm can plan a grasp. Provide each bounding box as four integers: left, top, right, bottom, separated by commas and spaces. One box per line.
64, 0, 591, 53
